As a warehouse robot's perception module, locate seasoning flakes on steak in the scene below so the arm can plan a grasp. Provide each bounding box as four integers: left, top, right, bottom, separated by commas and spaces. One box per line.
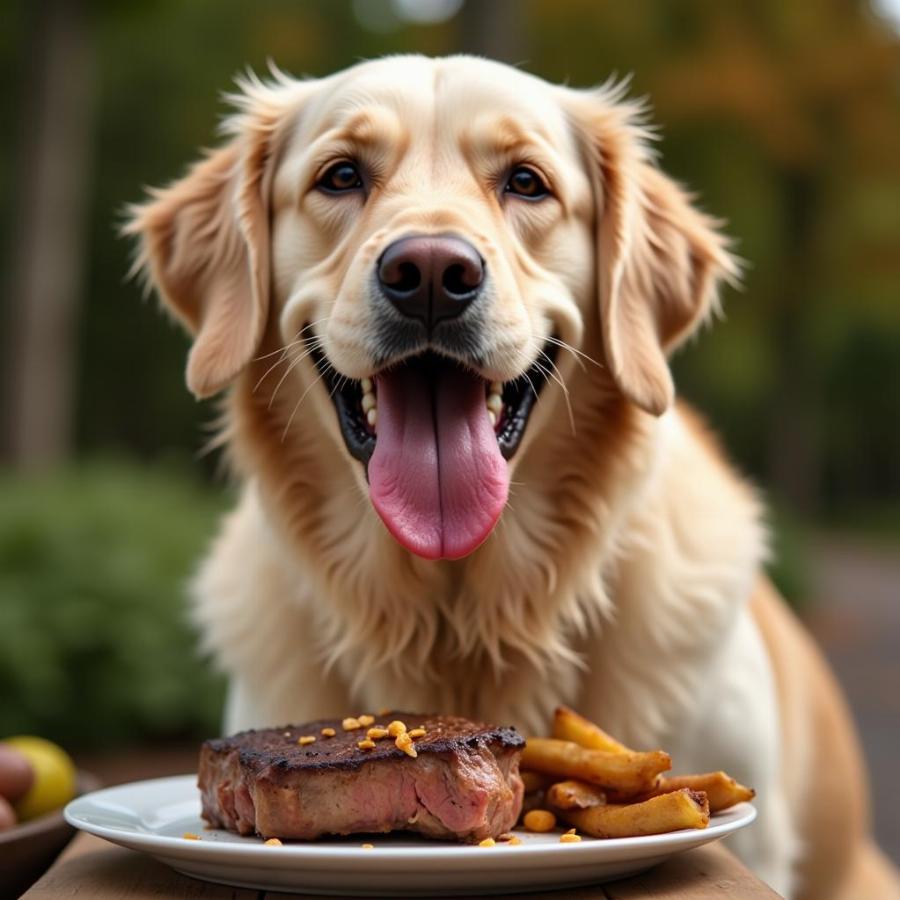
198, 713, 525, 842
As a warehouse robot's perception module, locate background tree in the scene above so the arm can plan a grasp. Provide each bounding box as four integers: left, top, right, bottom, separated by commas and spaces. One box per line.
1, 0, 94, 467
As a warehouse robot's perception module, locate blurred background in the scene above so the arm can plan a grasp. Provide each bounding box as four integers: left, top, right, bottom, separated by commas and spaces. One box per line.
0, 0, 897, 862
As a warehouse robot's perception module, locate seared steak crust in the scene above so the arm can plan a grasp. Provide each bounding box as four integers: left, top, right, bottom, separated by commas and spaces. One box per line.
199, 713, 525, 842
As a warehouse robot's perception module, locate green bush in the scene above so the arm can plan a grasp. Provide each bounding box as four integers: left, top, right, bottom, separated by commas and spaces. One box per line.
0, 461, 228, 748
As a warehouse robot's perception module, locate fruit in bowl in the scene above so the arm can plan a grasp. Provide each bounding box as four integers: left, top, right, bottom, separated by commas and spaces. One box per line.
0, 743, 34, 829
1, 736, 77, 825
0, 735, 91, 895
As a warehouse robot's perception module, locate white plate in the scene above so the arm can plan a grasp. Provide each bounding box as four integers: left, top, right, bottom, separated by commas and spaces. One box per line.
65, 775, 756, 896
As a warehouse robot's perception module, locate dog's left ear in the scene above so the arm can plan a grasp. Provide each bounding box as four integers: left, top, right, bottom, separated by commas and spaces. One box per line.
124, 74, 311, 398
569, 88, 739, 416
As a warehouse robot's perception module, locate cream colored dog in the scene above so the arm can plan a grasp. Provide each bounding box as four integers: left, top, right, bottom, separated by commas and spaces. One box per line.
127, 56, 898, 899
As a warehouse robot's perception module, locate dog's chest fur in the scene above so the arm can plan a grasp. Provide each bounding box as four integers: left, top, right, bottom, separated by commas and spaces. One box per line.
194, 393, 766, 744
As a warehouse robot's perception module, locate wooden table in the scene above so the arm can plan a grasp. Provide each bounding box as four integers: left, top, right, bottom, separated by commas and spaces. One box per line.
21, 832, 781, 899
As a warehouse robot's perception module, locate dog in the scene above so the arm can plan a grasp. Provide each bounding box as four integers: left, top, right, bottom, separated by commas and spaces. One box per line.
126, 56, 899, 899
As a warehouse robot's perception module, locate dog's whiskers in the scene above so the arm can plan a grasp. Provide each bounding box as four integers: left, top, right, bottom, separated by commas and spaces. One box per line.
253, 319, 333, 395
544, 335, 603, 371
281, 356, 335, 443
253, 349, 293, 394
521, 369, 540, 402
253, 318, 331, 363
536, 349, 576, 436
267, 337, 325, 410
254, 339, 300, 365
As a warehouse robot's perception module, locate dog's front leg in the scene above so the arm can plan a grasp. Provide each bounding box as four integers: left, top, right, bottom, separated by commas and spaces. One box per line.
222, 671, 356, 735
672, 608, 800, 897
729, 781, 797, 898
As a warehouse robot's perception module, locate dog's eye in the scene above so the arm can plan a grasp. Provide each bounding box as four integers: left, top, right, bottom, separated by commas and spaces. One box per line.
318, 161, 363, 194
504, 166, 549, 200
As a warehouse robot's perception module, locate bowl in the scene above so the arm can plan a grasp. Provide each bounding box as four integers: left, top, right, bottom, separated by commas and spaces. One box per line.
0, 771, 100, 897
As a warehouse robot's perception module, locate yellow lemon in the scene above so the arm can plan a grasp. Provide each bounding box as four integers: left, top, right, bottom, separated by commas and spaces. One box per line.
2, 736, 77, 821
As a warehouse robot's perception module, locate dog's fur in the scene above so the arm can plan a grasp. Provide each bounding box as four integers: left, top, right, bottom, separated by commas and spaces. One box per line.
127, 56, 899, 898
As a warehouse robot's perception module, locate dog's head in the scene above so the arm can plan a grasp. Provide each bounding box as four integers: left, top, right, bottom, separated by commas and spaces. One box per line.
127, 56, 736, 561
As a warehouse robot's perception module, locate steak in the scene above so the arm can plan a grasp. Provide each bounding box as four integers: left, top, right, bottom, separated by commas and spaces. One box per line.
198, 713, 525, 842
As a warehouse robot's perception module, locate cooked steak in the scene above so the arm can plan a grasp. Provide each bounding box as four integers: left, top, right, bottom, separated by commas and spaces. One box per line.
198, 713, 525, 842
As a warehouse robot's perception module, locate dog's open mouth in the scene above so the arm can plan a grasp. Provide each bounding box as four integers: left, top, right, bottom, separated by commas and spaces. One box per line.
311, 342, 556, 560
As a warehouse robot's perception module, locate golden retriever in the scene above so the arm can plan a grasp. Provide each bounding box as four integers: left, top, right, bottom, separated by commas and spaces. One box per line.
126, 56, 899, 899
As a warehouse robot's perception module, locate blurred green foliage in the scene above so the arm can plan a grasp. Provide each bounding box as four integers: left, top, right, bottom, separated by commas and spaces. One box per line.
764, 504, 813, 610
0, 462, 227, 746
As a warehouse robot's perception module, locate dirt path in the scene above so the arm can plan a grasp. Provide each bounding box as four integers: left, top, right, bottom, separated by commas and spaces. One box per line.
803, 535, 900, 865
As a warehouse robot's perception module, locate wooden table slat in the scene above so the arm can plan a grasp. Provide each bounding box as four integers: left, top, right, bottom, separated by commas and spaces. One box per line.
602, 840, 781, 899
19, 832, 782, 899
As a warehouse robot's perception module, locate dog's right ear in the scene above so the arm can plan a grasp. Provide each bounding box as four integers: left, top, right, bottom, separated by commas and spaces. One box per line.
124, 73, 311, 398
566, 83, 739, 416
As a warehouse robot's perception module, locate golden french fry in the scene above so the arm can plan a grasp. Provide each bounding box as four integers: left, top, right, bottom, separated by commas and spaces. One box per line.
521, 770, 553, 793
642, 771, 755, 813
552, 706, 632, 754
522, 738, 670, 795
553, 788, 710, 838
545, 779, 607, 810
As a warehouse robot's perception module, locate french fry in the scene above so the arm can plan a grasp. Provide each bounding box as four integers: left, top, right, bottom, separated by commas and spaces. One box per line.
521, 770, 553, 793
531, 709, 754, 837
545, 779, 607, 810
521, 738, 670, 795
641, 771, 755, 813
553, 788, 710, 838
552, 706, 632, 754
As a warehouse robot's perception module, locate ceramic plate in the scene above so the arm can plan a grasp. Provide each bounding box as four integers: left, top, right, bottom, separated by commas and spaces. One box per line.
65, 775, 756, 896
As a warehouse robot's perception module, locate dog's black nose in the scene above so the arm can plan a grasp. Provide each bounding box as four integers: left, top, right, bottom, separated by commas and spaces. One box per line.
377, 235, 484, 329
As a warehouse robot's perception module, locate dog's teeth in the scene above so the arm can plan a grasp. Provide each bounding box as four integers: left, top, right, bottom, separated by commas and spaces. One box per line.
366, 408, 377, 428
487, 409, 498, 427
361, 377, 373, 393
490, 381, 503, 394
361, 392, 376, 413
486, 393, 503, 414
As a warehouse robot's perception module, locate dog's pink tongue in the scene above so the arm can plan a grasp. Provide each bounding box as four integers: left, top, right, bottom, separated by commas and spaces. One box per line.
368, 365, 508, 560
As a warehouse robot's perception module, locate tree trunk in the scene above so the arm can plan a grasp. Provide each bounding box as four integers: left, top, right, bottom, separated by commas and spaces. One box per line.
766, 167, 824, 514
1, 0, 94, 468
